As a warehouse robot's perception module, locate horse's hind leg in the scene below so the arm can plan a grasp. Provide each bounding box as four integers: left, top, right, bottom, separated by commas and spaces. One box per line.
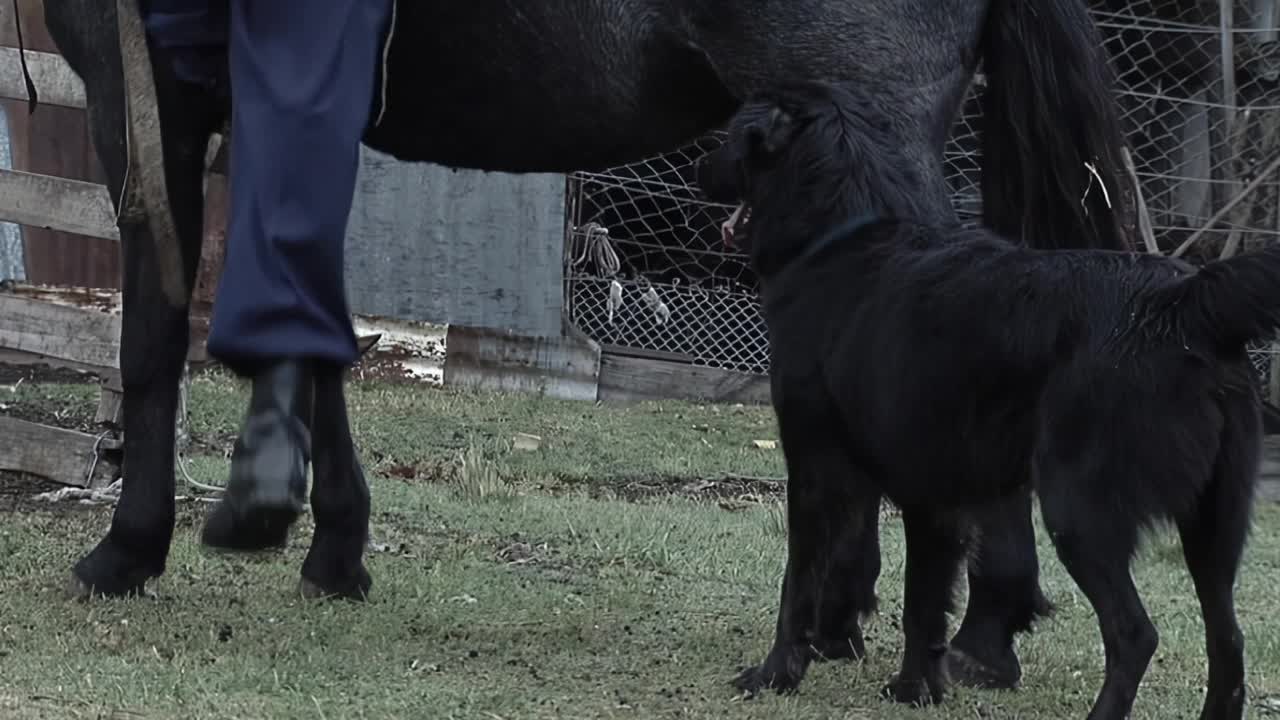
1178, 409, 1255, 720
949, 486, 1051, 689
733, 413, 876, 695
809, 490, 881, 663
299, 366, 372, 601
882, 507, 967, 707
51, 5, 221, 597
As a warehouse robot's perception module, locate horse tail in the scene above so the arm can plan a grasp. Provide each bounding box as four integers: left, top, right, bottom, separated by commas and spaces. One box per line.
978, 0, 1135, 251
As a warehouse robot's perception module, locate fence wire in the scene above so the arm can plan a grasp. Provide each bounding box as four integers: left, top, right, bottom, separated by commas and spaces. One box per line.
564, 1, 1280, 390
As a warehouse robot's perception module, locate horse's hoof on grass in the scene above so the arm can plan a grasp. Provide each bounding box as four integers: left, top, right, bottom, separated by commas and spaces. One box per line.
945, 647, 1021, 690
881, 674, 944, 707
65, 571, 154, 601
298, 569, 371, 602
200, 501, 296, 553
68, 540, 158, 600
65, 572, 100, 601
731, 656, 804, 698
808, 633, 867, 663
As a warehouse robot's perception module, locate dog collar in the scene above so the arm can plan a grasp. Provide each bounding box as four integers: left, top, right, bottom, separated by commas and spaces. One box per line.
792, 213, 880, 267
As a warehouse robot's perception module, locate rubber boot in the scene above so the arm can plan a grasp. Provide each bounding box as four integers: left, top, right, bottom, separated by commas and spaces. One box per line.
201, 360, 314, 551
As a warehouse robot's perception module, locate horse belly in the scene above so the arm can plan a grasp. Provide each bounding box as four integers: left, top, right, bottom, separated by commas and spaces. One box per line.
361, 1, 737, 173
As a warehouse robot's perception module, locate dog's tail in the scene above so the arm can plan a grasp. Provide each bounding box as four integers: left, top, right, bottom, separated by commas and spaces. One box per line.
978, 0, 1135, 252
1160, 245, 1280, 350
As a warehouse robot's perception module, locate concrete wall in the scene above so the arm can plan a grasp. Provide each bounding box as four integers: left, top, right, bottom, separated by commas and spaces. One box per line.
343, 146, 567, 337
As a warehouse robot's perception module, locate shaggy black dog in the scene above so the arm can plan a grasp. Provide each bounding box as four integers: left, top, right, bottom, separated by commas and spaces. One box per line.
697, 80, 1272, 720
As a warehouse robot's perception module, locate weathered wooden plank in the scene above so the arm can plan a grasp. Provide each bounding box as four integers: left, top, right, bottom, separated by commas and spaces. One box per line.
0, 347, 119, 383
443, 324, 600, 402
0, 416, 118, 488
94, 384, 123, 427
0, 293, 120, 371
600, 343, 696, 364
0, 168, 118, 240
0, 46, 86, 109
597, 354, 771, 405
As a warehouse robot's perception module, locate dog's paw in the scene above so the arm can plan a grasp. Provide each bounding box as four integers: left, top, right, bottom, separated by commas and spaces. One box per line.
881, 673, 945, 707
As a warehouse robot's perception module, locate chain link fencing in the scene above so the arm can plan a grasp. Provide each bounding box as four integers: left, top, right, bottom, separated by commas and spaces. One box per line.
563, 1, 1280, 392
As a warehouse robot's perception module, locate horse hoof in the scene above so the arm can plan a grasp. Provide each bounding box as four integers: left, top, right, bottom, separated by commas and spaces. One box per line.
731, 651, 806, 697
808, 633, 867, 663
881, 674, 944, 707
945, 647, 1021, 690
69, 538, 159, 600
65, 572, 96, 601
200, 501, 296, 553
298, 569, 371, 602
66, 571, 156, 601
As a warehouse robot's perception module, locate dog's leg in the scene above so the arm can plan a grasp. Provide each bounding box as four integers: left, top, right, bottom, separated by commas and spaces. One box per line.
733, 441, 872, 696
1177, 416, 1253, 720
948, 486, 1050, 689
1178, 512, 1248, 720
809, 489, 881, 663
881, 508, 966, 707
1040, 486, 1156, 720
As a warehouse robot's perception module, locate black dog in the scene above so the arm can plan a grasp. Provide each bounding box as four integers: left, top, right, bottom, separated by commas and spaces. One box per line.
698, 80, 1271, 720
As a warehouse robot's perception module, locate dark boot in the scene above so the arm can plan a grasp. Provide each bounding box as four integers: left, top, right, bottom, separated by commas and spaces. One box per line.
201, 360, 314, 551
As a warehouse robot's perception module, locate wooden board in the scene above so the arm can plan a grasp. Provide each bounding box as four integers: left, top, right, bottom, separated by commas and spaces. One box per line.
94, 384, 123, 428
0, 293, 121, 371
597, 354, 771, 405
0, 416, 118, 488
0, 168, 118, 241
443, 324, 600, 402
0, 46, 86, 109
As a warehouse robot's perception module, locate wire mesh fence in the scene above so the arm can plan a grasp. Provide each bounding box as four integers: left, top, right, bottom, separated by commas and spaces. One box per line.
563, 1, 1280, 389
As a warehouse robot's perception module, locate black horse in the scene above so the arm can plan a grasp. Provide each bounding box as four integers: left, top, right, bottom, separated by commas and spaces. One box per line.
40, 0, 1133, 692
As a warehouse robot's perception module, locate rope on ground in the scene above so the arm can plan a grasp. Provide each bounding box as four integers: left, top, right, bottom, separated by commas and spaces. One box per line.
176, 451, 225, 494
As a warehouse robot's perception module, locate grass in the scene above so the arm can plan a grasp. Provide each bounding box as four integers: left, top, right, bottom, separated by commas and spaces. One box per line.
1, 371, 1279, 719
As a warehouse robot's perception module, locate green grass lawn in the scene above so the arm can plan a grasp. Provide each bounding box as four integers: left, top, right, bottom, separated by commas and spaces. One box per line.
1, 371, 1278, 719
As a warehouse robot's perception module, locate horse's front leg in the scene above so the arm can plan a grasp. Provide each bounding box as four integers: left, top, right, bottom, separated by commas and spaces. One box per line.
299, 366, 372, 601
61, 10, 220, 598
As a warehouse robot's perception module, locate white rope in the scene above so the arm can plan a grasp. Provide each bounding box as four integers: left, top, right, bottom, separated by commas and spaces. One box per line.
82, 430, 112, 487
176, 450, 224, 494
572, 222, 621, 277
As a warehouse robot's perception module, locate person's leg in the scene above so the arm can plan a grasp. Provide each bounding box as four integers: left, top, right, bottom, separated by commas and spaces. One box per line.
200, 0, 393, 550
141, 0, 227, 89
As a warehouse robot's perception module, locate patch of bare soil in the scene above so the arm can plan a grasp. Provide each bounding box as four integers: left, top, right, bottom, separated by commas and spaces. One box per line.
0, 365, 98, 386
569, 473, 787, 507
490, 532, 582, 583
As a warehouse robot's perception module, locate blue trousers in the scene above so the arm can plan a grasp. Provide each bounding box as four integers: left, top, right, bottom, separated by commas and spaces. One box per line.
144, 0, 393, 374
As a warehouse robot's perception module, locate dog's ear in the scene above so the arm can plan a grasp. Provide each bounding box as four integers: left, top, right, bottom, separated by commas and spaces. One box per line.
743, 105, 797, 165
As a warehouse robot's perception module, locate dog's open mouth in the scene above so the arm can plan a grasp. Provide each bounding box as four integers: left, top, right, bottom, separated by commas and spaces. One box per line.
721, 203, 752, 249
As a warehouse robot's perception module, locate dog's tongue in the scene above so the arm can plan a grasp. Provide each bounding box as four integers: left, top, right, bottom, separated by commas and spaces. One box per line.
721, 203, 747, 248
